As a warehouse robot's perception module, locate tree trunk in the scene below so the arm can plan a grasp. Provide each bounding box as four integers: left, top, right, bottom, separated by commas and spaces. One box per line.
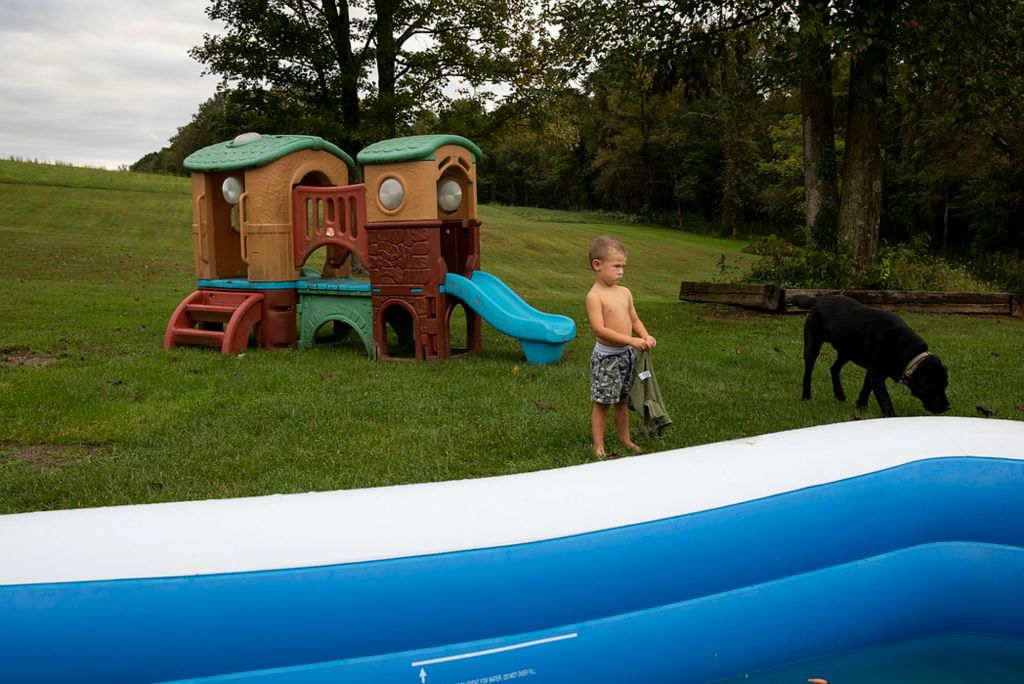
373, 0, 399, 137
838, 2, 892, 267
798, 0, 839, 249
321, 1, 361, 139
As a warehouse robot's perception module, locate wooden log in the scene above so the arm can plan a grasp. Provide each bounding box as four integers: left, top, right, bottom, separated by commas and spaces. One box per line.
679, 282, 1017, 316
679, 282, 782, 311
782, 289, 1014, 315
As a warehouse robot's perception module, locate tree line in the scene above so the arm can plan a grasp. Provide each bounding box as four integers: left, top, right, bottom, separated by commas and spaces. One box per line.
133, 0, 1024, 283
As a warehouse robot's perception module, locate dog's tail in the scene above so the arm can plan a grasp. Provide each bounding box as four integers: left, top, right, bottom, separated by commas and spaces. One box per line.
789, 294, 818, 310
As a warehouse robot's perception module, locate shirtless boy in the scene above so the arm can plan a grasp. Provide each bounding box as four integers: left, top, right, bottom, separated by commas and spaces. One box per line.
585, 236, 656, 458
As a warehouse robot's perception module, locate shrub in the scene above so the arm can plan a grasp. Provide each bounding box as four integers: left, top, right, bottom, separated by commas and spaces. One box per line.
741, 236, 863, 288
968, 252, 1024, 294
741, 234, 996, 291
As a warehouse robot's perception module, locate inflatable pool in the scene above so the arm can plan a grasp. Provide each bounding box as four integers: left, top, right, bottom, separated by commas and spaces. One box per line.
2, 417, 1023, 683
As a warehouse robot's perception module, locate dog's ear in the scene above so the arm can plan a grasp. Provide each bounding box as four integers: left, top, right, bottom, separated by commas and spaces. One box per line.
926, 355, 948, 382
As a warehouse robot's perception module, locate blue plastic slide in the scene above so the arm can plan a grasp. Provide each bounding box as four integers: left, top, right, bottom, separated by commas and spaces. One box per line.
444, 270, 576, 364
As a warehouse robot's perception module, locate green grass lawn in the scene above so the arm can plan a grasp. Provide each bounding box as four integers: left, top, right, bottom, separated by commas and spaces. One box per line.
1, 160, 1021, 514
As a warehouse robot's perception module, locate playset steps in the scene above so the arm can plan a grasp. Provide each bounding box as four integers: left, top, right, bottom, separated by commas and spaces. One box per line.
184, 303, 240, 322
164, 290, 264, 355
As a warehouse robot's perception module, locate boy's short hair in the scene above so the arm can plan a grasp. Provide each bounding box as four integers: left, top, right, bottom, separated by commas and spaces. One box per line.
589, 235, 627, 264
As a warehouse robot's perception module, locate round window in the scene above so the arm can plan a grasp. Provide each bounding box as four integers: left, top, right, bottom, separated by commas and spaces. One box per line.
379, 177, 405, 211
438, 178, 462, 212
221, 176, 243, 205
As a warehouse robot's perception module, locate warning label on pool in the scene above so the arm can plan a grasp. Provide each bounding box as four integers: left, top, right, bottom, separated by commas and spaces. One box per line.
454, 667, 537, 684
412, 632, 573, 683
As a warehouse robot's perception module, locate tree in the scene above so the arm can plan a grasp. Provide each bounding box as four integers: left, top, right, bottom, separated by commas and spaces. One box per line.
796, 0, 838, 249
190, 0, 546, 151
887, 0, 1024, 255
835, 0, 896, 267
547, 0, 1024, 263
546, 0, 799, 231
758, 111, 805, 235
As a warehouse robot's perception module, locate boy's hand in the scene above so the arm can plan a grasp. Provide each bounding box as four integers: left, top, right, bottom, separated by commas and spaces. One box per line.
631, 338, 650, 350
644, 335, 657, 348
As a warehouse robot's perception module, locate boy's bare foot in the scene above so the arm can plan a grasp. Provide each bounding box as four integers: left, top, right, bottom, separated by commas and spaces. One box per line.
623, 441, 644, 454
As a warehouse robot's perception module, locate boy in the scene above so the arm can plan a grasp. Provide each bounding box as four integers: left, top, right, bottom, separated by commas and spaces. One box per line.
585, 236, 656, 458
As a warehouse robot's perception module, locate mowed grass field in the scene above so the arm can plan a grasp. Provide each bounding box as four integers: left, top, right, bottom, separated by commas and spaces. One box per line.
1, 160, 1022, 514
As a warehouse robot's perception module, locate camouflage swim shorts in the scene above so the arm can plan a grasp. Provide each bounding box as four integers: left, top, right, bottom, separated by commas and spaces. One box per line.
590, 345, 637, 404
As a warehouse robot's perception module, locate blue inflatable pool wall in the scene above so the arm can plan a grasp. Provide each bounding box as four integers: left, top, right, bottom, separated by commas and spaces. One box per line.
1, 417, 1022, 683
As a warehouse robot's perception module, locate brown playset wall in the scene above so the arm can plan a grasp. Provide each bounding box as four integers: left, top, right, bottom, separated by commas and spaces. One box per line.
191, 173, 205, 277
191, 172, 247, 280
446, 296, 483, 355
256, 289, 298, 350
441, 218, 482, 275
367, 223, 445, 289
368, 223, 441, 359
362, 139, 482, 361
363, 144, 478, 224
191, 150, 350, 282
241, 150, 351, 282
435, 143, 478, 223
366, 220, 483, 360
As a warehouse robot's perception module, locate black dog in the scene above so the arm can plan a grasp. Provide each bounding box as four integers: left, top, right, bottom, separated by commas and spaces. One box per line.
791, 294, 950, 417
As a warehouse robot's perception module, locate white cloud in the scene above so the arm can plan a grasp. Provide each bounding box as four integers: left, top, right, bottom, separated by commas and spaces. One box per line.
0, 0, 223, 169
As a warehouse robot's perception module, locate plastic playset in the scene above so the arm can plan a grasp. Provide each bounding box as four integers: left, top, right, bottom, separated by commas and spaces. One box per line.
163, 133, 575, 364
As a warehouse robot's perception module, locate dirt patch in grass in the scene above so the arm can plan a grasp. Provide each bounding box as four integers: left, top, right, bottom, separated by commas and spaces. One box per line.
1, 347, 58, 368
1, 443, 101, 470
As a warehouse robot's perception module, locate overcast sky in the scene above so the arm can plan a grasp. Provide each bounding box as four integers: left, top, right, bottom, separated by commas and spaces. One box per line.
0, 0, 224, 169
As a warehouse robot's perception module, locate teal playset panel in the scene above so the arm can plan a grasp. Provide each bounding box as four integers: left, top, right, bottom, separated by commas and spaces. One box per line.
199, 278, 299, 290
297, 277, 372, 294
184, 134, 355, 172
298, 287, 375, 358
357, 134, 483, 165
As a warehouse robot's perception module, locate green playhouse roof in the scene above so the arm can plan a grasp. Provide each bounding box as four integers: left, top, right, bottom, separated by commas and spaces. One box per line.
356, 135, 482, 165
183, 134, 355, 173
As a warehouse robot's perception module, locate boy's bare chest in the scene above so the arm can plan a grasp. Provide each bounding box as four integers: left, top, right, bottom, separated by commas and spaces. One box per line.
601, 289, 630, 317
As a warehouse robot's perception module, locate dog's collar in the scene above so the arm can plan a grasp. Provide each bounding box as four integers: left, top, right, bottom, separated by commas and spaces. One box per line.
901, 351, 932, 384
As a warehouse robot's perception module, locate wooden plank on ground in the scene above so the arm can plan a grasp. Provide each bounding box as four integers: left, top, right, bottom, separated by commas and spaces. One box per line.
679, 282, 1018, 315
679, 282, 782, 311
782, 289, 1014, 315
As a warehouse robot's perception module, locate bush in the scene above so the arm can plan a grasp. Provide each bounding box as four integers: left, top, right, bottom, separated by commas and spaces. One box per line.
741, 234, 996, 291
968, 252, 1024, 294
741, 236, 862, 288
